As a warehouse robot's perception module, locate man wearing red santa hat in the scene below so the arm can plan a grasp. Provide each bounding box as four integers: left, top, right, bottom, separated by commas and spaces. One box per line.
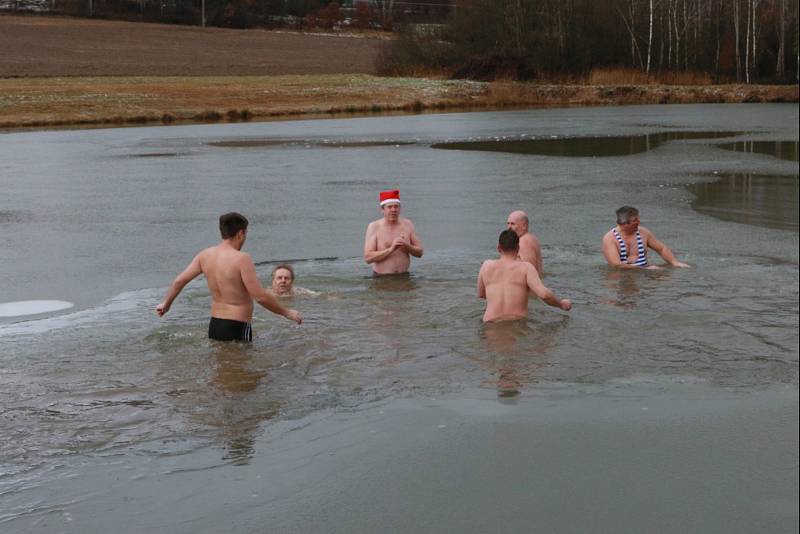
363, 189, 424, 275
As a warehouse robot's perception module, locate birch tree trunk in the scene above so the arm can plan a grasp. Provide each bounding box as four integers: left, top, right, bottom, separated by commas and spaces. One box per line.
659, 3, 665, 72
683, 0, 689, 70
745, 0, 751, 83
674, 1, 681, 70
776, 0, 785, 78
647, 0, 654, 73
734, 0, 741, 81
715, 0, 721, 73
668, 0, 674, 68
750, 0, 758, 82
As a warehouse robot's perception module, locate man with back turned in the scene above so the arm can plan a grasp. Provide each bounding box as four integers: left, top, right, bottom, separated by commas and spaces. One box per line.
478, 230, 571, 322
156, 212, 302, 341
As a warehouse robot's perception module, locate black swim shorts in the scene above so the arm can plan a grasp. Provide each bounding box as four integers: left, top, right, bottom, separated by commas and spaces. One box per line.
208, 317, 253, 342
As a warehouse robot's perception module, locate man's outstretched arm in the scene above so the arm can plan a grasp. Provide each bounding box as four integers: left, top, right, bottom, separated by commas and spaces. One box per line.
643, 228, 690, 268
156, 254, 203, 316
526, 265, 571, 311
240, 256, 303, 324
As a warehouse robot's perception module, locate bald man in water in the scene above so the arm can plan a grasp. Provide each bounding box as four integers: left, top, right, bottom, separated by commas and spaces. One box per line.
156, 212, 302, 342
507, 210, 543, 274
478, 230, 571, 322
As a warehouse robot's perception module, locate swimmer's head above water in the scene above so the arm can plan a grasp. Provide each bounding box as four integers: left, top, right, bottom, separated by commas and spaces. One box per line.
219, 212, 249, 249
615, 206, 640, 229
506, 210, 529, 237
379, 189, 401, 222
498, 229, 520, 254
271, 264, 295, 296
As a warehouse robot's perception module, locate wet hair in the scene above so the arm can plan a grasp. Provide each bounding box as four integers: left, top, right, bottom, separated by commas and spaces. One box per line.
616, 206, 639, 225
271, 264, 295, 281
498, 229, 520, 252
219, 212, 248, 239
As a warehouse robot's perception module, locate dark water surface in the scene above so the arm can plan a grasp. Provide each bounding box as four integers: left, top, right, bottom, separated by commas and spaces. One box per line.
1, 104, 797, 532
717, 139, 800, 161
689, 173, 800, 230
431, 130, 743, 157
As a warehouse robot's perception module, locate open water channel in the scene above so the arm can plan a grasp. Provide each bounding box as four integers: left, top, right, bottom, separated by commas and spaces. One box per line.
1, 104, 798, 532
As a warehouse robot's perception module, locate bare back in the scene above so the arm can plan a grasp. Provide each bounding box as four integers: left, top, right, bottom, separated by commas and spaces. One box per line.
518, 232, 543, 274
478, 259, 535, 322
198, 244, 254, 322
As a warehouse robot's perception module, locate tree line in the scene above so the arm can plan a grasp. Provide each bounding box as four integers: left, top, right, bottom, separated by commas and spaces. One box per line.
384, 0, 798, 82
4, 0, 450, 30
4, 0, 797, 82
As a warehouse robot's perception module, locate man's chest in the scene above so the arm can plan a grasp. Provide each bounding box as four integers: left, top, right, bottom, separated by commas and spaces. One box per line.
377, 225, 407, 246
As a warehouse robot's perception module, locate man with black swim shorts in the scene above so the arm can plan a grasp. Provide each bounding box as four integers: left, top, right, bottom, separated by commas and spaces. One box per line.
156, 212, 302, 341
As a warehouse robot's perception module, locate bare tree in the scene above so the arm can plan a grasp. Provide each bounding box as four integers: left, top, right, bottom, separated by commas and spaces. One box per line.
776, 0, 785, 77
734, 0, 742, 81
371, 0, 394, 21
745, 0, 751, 82
616, 0, 645, 69
646, 0, 655, 72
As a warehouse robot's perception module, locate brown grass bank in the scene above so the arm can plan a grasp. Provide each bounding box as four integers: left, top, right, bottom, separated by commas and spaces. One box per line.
1, 75, 797, 130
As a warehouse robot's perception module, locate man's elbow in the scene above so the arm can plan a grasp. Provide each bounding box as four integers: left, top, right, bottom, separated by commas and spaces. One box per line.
171, 277, 188, 291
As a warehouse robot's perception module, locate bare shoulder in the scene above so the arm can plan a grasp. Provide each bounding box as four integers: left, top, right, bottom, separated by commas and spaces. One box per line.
196, 246, 218, 263
523, 262, 539, 276
396, 217, 415, 234
234, 250, 254, 266
638, 226, 656, 241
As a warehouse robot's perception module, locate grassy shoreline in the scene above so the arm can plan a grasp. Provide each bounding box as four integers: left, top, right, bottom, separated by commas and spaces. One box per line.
1, 74, 797, 131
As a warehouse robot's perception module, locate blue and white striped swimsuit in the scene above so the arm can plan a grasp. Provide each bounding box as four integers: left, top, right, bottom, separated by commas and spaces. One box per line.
611, 227, 648, 267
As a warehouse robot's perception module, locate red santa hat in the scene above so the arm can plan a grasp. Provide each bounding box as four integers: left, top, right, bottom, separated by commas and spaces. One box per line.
379, 189, 401, 206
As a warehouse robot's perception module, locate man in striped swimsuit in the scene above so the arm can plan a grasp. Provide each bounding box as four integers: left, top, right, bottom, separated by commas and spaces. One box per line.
602, 206, 690, 270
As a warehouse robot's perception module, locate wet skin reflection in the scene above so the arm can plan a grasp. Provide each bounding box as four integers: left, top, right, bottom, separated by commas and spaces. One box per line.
602, 267, 673, 309
477, 316, 569, 401
368, 272, 419, 293
365, 273, 421, 365
208, 343, 278, 465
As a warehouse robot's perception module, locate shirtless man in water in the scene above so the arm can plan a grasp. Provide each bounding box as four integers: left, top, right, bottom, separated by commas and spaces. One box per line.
156, 212, 302, 342
507, 210, 543, 274
478, 230, 571, 322
602, 205, 690, 270
364, 189, 423, 275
